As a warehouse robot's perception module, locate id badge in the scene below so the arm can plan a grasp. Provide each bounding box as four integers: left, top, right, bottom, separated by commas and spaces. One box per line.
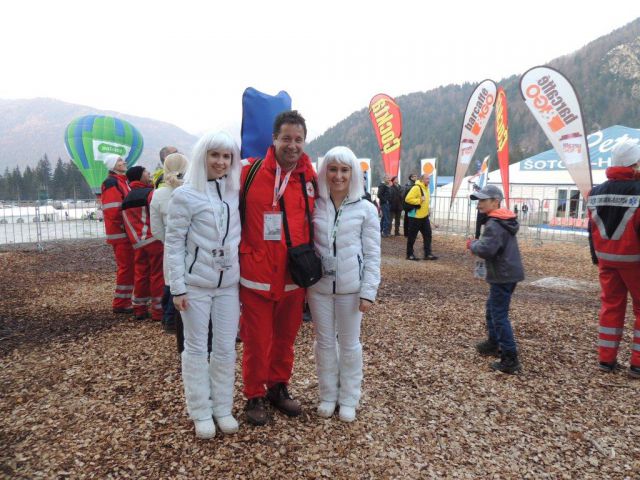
263, 212, 283, 241
213, 245, 233, 271
322, 255, 337, 277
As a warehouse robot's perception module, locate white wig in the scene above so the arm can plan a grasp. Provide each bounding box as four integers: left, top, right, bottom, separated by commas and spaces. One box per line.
185, 131, 241, 193
317, 146, 364, 201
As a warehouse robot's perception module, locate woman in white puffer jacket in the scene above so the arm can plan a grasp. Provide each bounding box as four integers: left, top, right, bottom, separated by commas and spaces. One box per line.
308, 146, 381, 422
165, 131, 241, 439
149, 152, 188, 333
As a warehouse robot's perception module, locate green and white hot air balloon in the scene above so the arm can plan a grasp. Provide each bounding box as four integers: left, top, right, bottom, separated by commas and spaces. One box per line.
64, 115, 144, 195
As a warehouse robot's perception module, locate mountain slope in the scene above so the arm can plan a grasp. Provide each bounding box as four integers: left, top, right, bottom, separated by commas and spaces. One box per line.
0, 98, 198, 172
306, 18, 640, 180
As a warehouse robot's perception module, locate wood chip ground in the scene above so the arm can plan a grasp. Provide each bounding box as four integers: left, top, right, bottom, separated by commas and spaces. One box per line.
1, 235, 639, 479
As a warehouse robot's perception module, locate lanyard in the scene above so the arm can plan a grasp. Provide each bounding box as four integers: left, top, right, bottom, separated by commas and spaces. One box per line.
205, 181, 227, 242
328, 196, 348, 245
273, 164, 293, 208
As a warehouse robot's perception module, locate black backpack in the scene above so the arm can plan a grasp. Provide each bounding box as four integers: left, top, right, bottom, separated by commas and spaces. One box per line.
403, 184, 425, 213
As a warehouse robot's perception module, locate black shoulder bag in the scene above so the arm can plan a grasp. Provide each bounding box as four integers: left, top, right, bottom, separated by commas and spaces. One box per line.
279, 174, 322, 288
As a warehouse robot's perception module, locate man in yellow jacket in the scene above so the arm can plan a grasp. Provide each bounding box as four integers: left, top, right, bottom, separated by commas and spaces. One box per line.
405, 173, 438, 261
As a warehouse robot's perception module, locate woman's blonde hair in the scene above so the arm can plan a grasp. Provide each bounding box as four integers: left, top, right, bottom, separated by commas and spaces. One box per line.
163, 153, 188, 188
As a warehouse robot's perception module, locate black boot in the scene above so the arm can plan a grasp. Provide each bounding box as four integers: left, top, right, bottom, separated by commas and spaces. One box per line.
491, 351, 521, 374
475, 339, 500, 357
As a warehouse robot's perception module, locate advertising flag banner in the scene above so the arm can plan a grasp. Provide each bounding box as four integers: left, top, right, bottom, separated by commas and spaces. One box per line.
477, 156, 489, 189
359, 158, 372, 194
420, 158, 438, 195
369, 94, 402, 178
494, 87, 510, 206
451, 80, 497, 206
520, 66, 592, 198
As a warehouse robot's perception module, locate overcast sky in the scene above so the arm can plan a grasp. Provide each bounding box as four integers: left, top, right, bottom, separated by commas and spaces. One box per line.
2, 1, 639, 141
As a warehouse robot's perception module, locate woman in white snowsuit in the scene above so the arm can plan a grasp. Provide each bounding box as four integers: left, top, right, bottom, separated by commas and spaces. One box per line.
308, 146, 381, 422
165, 131, 241, 439
150, 153, 188, 333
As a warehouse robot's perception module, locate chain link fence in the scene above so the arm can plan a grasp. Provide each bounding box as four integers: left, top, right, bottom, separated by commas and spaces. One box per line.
0, 195, 590, 249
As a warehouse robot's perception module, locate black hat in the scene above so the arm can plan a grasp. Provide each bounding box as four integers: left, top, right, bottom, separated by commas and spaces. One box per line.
126, 166, 145, 182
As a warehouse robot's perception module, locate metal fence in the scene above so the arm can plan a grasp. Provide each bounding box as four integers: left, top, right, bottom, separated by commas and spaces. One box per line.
0, 200, 105, 248
0, 196, 590, 248
428, 195, 589, 245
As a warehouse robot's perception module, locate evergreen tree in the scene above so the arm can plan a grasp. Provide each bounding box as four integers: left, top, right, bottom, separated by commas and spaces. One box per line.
51, 158, 66, 199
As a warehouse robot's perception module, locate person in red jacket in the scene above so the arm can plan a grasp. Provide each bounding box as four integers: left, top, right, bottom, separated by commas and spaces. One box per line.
240, 110, 317, 425
588, 139, 640, 378
101, 154, 134, 314
121, 166, 164, 321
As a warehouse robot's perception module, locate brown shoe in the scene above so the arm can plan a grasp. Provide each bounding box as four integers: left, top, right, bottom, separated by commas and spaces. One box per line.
245, 397, 269, 426
266, 383, 302, 417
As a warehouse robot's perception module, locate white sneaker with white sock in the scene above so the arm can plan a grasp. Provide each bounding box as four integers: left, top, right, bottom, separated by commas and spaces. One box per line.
317, 401, 337, 418
215, 415, 239, 434
194, 418, 216, 439
339, 405, 356, 422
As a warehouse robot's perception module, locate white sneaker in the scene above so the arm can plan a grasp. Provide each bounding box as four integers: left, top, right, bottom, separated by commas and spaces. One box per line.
339, 405, 356, 422
215, 415, 239, 434
317, 401, 336, 418
194, 418, 216, 439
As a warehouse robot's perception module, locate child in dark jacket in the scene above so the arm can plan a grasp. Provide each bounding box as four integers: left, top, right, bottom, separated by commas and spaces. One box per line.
467, 185, 524, 374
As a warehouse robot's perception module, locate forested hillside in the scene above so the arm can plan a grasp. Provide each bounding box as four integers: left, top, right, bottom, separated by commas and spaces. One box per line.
307, 19, 640, 181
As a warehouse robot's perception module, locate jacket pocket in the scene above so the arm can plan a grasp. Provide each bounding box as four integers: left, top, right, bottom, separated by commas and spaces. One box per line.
188, 246, 200, 274
239, 243, 264, 263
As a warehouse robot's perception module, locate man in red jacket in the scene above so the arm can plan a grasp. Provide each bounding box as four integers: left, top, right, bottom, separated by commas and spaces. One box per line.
240, 110, 317, 425
101, 154, 134, 314
121, 166, 164, 321
588, 139, 640, 378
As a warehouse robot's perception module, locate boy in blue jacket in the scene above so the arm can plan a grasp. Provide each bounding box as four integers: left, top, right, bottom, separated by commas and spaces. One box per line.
467, 185, 524, 374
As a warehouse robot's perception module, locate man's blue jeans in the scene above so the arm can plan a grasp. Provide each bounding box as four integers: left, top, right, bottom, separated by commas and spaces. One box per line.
380, 202, 391, 235
485, 282, 518, 353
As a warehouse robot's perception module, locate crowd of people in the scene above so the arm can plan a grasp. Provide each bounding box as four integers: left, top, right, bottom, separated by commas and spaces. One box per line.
99, 110, 640, 439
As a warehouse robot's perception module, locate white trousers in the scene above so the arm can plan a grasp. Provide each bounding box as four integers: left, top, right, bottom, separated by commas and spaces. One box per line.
180, 284, 239, 420
307, 290, 363, 408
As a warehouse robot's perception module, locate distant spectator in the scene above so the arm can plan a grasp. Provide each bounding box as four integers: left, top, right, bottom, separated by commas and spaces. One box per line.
389, 176, 403, 236
377, 175, 392, 237
403, 174, 417, 237
153, 146, 178, 189
100, 154, 133, 314
150, 152, 189, 334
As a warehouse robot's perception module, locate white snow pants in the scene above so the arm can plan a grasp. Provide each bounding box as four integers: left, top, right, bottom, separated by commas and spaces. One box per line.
307, 290, 363, 408
180, 284, 239, 420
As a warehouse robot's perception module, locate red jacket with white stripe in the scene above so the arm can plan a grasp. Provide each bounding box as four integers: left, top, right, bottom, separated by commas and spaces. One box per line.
121, 181, 160, 249
239, 146, 317, 300
101, 172, 131, 245
587, 166, 640, 268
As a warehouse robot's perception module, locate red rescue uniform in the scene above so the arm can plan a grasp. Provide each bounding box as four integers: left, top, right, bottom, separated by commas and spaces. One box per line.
101, 172, 134, 310
122, 181, 164, 320
239, 146, 317, 399
588, 166, 640, 367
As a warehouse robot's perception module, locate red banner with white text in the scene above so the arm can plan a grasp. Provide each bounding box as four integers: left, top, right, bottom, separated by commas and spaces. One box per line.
369, 94, 402, 178
494, 87, 510, 207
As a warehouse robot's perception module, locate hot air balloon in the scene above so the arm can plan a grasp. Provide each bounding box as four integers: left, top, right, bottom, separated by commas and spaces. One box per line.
64, 115, 144, 195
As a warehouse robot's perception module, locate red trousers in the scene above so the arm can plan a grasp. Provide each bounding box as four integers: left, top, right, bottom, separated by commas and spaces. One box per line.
112, 242, 134, 310
132, 241, 164, 320
598, 265, 640, 366
240, 287, 305, 399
